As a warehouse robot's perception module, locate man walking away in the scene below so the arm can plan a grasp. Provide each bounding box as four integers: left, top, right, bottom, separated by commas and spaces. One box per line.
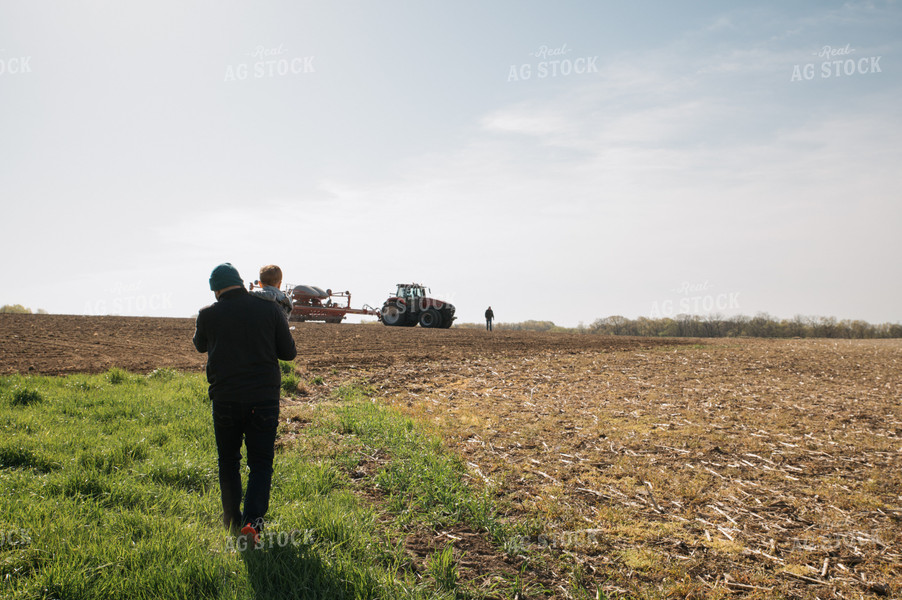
485, 306, 494, 331
193, 263, 297, 546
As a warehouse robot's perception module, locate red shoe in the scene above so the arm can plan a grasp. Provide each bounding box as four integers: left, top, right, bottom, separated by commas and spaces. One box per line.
239, 523, 260, 550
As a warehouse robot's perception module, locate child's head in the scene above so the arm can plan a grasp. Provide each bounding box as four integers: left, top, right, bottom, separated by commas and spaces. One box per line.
259, 265, 283, 287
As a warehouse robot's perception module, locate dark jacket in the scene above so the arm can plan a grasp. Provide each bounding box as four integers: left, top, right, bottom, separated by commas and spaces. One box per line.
485, 308, 494, 320
193, 288, 297, 403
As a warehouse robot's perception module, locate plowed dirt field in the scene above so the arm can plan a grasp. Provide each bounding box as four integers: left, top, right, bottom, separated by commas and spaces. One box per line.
0, 314, 682, 375
2, 314, 900, 598
358, 337, 902, 599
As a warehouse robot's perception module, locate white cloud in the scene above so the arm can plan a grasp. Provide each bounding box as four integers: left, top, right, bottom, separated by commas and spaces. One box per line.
480, 109, 569, 137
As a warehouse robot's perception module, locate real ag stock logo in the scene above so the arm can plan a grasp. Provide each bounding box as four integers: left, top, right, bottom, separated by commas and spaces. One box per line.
224, 43, 315, 82
83, 280, 173, 316
0, 49, 32, 76
507, 43, 599, 82
649, 281, 740, 319
790, 44, 882, 82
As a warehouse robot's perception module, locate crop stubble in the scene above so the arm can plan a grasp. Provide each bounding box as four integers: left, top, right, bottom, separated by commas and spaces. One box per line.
373, 338, 902, 598
2, 314, 900, 597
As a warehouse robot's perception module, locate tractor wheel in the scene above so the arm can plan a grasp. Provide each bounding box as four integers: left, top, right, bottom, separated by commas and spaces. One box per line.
419, 309, 441, 328
381, 303, 405, 326
439, 311, 454, 328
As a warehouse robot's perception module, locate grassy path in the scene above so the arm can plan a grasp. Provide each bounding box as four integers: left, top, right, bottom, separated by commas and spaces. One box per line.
0, 368, 564, 600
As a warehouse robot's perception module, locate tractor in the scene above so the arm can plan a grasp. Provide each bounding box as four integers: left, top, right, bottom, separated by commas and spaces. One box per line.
381, 283, 455, 328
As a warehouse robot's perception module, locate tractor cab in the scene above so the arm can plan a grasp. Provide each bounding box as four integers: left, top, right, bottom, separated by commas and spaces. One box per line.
396, 284, 427, 300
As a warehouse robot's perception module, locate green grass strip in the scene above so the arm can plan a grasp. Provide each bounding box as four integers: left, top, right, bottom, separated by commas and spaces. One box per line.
0, 371, 532, 600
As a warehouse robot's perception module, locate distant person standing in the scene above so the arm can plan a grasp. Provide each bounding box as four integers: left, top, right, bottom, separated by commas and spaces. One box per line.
192, 263, 297, 546
485, 306, 494, 331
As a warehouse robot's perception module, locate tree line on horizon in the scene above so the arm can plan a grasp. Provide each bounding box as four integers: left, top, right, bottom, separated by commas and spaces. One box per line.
0, 304, 47, 314
457, 314, 902, 338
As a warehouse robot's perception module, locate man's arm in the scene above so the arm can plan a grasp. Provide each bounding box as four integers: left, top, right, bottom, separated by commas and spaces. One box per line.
192, 311, 208, 353
274, 307, 297, 361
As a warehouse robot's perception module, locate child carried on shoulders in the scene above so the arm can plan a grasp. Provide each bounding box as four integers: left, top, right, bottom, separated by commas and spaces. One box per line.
250, 264, 293, 319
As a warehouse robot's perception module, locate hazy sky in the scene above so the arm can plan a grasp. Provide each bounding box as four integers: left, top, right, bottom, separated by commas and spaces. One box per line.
2, 1, 899, 326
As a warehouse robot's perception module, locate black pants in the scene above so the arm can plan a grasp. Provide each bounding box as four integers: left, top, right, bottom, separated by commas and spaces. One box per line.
486, 319, 493, 331
212, 400, 279, 534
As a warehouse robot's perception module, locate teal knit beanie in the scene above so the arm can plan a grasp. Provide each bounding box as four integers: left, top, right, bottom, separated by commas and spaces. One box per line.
209, 263, 243, 291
